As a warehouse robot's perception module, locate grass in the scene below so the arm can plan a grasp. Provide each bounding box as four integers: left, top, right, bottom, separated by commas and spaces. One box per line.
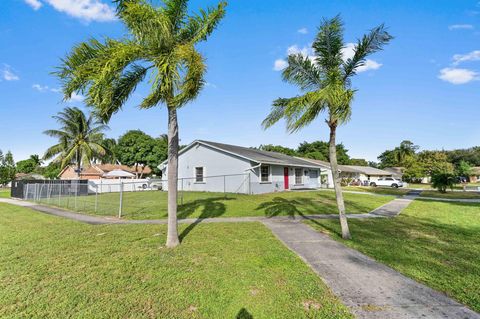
35, 190, 393, 220
0, 203, 352, 318
305, 199, 480, 313
0, 188, 10, 198
342, 186, 410, 196
419, 190, 480, 199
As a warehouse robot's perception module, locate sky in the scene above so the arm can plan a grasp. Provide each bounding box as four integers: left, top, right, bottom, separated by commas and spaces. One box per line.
0, 0, 479, 162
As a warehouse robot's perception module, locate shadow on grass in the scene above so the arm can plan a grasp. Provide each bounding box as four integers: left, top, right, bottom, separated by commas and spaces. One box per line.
236, 308, 253, 319
255, 197, 306, 218
178, 197, 234, 242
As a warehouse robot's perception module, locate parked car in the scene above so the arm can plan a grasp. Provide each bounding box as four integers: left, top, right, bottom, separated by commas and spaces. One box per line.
370, 177, 404, 188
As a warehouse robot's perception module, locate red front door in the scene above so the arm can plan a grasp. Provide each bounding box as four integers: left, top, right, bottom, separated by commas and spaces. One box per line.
284, 167, 289, 189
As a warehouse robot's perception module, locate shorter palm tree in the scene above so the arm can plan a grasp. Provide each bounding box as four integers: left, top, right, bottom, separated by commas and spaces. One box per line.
43, 107, 108, 177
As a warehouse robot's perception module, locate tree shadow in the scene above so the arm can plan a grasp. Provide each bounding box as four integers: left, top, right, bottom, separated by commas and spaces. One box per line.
256, 197, 307, 218
178, 197, 234, 242
236, 308, 253, 319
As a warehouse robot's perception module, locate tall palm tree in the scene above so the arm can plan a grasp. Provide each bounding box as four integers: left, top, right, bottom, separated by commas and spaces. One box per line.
262, 16, 392, 239
43, 107, 108, 177
54, 0, 226, 248
29, 155, 44, 168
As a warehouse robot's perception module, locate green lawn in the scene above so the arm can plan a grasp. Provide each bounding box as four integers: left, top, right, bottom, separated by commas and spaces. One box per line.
0, 203, 352, 318
419, 190, 480, 199
305, 199, 480, 312
342, 186, 410, 196
35, 190, 394, 220
0, 188, 10, 198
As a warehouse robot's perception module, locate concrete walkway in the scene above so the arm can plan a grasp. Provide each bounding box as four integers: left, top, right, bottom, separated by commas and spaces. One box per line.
264, 219, 480, 319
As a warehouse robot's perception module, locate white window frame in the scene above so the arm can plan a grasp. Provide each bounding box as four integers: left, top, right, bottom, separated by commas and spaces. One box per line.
260, 165, 271, 183
194, 166, 205, 183
294, 168, 303, 185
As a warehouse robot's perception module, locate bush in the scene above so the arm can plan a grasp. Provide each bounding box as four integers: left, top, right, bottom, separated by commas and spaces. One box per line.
431, 172, 456, 193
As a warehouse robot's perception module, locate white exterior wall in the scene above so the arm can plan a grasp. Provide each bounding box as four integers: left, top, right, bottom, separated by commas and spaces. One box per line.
161, 143, 332, 194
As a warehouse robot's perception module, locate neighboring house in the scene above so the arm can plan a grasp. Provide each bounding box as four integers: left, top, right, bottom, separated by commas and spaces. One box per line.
298, 158, 334, 187
337, 165, 393, 183
58, 164, 152, 180
469, 167, 480, 183
159, 140, 333, 194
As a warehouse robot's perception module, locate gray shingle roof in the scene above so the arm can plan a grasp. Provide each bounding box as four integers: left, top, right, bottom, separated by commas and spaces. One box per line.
338, 165, 393, 176
197, 140, 323, 168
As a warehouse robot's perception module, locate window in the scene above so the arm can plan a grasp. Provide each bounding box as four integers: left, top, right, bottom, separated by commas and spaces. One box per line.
295, 168, 303, 184
386, 177, 393, 181
195, 167, 204, 182
261, 165, 270, 182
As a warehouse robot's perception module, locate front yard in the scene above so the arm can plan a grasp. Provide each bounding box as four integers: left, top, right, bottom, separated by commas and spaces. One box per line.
306, 199, 480, 313
0, 188, 10, 198
35, 190, 393, 220
0, 203, 352, 318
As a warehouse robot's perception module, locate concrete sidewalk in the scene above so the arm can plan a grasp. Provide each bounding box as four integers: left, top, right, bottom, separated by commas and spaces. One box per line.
264, 219, 480, 319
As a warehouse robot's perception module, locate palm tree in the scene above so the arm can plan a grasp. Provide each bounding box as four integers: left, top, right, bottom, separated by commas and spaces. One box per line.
262, 16, 392, 239
54, 0, 226, 248
43, 107, 108, 177
29, 155, 44, 168
100, 138, 119, 164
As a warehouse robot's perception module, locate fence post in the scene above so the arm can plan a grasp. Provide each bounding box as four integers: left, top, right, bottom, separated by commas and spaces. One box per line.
118, 181, 123, 218
224, 175, 226, 199
248, 173, 251, 195
180, 178, 184, 205
58, 183, 61, 206
25, 183, 29, 200
74, 180, 77, 210
95, 184, 98, 213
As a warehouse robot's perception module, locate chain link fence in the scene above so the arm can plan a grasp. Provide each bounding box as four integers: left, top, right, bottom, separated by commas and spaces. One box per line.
22, 174, 253, 219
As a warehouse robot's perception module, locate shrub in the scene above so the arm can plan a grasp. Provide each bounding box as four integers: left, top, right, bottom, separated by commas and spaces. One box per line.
431, 172, 456, 193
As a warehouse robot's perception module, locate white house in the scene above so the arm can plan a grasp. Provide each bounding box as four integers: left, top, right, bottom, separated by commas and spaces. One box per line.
159, 140, 333, 194
337, 165, 393, 183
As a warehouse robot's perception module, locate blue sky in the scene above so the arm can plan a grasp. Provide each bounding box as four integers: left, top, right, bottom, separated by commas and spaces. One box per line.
0, 0, 479, 162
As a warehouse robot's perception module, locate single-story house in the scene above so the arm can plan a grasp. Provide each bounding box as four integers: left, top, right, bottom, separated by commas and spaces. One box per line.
300, 159, 394, 184
159, 140, 333, 194
469, 167, 480, 183
58, 164, 152, 180
337, 165, 393, 183
15, 173, 46, 180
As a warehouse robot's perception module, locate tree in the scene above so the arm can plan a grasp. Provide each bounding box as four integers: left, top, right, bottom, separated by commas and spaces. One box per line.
16, 154, 43, 174
43, 107, 108, 177
100, 138, 119, 164
262, 16, 392, 239
55, 0, 226, 248
116, 130, 167, 177
431, 171, 456, 193
456, 160, 472, 178
258, 144, 297, 156
349, 158, 368, 166
416, 150, 453, 176
297, 141, 351, 164
378, 140, 418, 168
0, 151, 16, 185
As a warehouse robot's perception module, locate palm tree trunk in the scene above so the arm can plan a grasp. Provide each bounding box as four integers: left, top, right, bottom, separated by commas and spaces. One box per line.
328, 123, 351, 239
166, 106, 180, 248
76, 149, 81, 179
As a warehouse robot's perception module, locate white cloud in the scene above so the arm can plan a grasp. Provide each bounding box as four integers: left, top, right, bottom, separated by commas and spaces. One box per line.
24, 0, 42, 10
341, 43, 382, 73
32, 84, 62, 93
453, 50, 480, 65
438, 67, 478, 84
273, 59, 288, 71
448, 24, 474, 30
32, 84, 49, 92
205, 82, 217, 89
297, 27, 308, 34
2, 65, 19, 81
25, 0, 116, 22
68, 92, 85, 101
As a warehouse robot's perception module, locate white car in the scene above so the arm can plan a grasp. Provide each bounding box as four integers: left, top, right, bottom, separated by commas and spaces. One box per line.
370, 177, 404, 188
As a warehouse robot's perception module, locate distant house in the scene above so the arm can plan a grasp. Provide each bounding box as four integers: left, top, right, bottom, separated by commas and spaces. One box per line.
337, 165, 393, 183
159, 140, 333, 194
58, 164, 152, 180
15, 173, 46, 180
469, 167, 480, 183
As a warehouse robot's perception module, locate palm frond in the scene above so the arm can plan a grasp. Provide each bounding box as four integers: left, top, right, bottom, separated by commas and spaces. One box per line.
312, 15, 344, 74
282, 54, 323, 91
342, 24, 393, 80
179, 1, 227, 44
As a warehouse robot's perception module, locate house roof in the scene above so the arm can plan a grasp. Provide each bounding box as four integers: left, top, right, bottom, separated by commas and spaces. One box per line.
383, 167, 404, 176
58, 164, 152, 177
338, 165, 393, 176
301, 158, 392, 176
167, 140, 327, 169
